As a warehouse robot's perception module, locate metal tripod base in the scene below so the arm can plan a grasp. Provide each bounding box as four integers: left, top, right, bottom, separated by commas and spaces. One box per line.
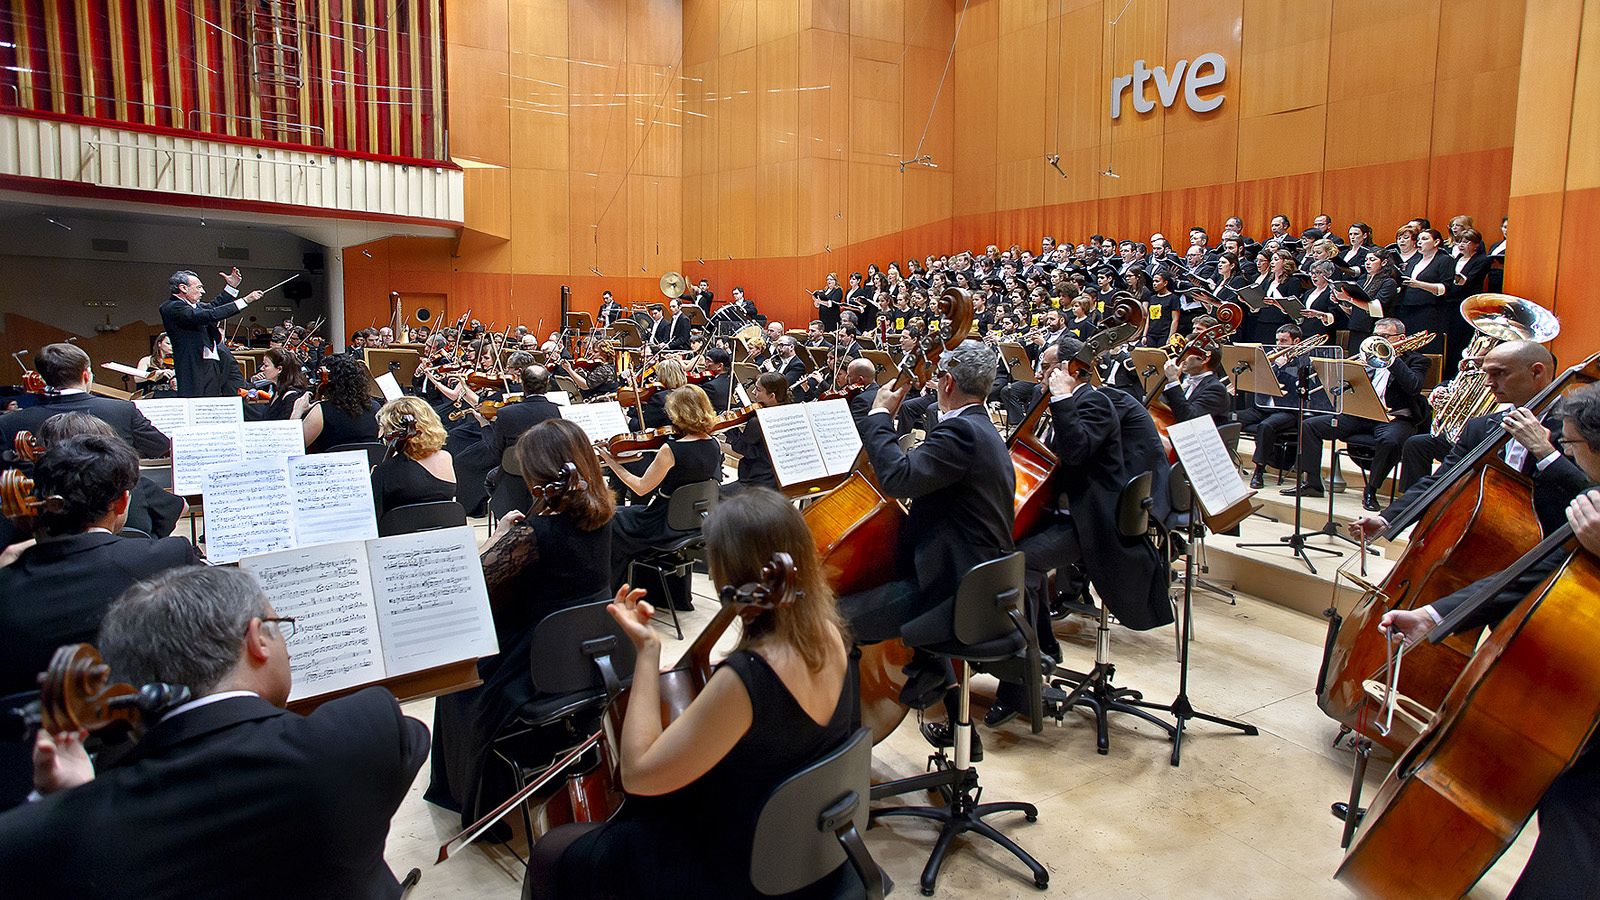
872, 765, 1048, 895
1237, 531, 1342, 575
1048, 662, 1177, 754
1124, 691, 1259, 767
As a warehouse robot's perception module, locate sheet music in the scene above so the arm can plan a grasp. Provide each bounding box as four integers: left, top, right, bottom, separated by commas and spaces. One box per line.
367, 526, 498, 675
102, 361, 147, 378
133, 398, 191, 436
287, 451, 379, 547
171, 424, 245, 494
189, 396, 244, 425
242, 420, 306, 465
1166, 416, 1250, 516
757, 404, 827, 485
201, 462, 295, 564
374, 372, 403, 402
546, 390, 571, 406
560, 400, 630, 443
241, 541, 385, 701
807, 399, 863, 477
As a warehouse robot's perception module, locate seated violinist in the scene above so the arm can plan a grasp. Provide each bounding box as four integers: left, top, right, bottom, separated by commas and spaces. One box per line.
293, 354, 382, 453
525, 489, 853, 900
479, 365, 562, 518
599, 386, 724, 596
723, 373, 789, 492
370, 398, 457, 521
698, 348, 734, 413
627, 358, 685, 431
427, 419, 615, 830
0, 566, 428, 899
134, 333, 177, 395
1284, 317, 1428, 511
1373, 386, 1600, 897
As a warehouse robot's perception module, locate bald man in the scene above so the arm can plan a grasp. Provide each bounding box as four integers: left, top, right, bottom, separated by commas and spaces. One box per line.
843, 357, 880, 423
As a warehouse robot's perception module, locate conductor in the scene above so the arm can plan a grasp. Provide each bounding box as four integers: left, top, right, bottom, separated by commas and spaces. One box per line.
160, 268, 263, 397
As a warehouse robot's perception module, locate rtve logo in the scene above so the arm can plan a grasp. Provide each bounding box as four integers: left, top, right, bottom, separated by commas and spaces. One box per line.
1109, 53, 1227, 120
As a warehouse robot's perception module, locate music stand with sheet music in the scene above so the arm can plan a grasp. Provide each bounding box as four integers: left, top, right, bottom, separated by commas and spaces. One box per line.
999, 342, 1034, 383
1307, 357, 1393, 553
1235, 347, 1350, 574
564, 312, 594, 334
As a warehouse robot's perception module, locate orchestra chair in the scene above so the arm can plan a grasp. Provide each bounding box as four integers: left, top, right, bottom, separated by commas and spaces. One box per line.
870, 551, 1050, 895
750, 727, 890, 900
494, 596, 635, 863
552, 374, 583, 397
378, 500, 468, 537
488, 446, 525, 535
1046, 472, 1179, 755
1339, 435, 1398, 507
328, 441, 387, 468
625, 479, 720, 640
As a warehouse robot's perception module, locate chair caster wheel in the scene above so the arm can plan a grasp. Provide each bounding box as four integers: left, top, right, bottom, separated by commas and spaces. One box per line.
921, 888, 935, 897
1035, 878, 1049, 889
1025, 813, 1037, 822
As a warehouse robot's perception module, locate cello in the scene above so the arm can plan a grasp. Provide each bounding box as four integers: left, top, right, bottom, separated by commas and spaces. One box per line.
1317, 353, 1600, 750
1336, 525, 1600, 897
800, 285, 975, 744
437, 554, 802, 862
1010, 294, 1144, 541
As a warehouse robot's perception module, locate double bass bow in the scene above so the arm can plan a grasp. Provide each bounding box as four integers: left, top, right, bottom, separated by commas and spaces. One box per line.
437, 554, 801, 863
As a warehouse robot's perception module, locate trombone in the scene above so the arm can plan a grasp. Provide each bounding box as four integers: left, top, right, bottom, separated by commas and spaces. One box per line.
1359, 331, 1435, 368
1266, 334, 1327, 366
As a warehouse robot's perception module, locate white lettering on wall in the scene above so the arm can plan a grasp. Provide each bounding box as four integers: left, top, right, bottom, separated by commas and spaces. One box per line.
1110, 52, 1227, 119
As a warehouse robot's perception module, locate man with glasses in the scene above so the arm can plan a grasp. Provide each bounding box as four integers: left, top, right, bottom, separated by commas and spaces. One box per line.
1, 565, 429, 898
160, 267, 265, 397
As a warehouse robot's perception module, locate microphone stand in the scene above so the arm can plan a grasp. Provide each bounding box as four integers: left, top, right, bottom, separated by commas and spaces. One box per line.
1236, 357, 1340, 574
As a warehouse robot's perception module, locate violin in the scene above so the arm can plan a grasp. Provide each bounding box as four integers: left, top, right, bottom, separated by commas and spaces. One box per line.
310, 366, 331, 402
439, 554, 801, 863
447, 395, 524, 422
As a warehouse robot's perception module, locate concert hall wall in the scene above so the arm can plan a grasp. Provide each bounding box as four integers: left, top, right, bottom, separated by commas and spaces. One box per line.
346, 0, 1570, 351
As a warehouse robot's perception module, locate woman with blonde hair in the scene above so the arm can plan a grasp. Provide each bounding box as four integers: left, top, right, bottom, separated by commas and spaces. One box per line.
600, 385, 723, 593
369, 396, 456, 519
629, 356, 686, 431
526, 488, 853, 899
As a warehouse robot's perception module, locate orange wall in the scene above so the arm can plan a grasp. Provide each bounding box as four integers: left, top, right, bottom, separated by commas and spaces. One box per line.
348, 0, 1538, 337
1505, 0, 1600, 367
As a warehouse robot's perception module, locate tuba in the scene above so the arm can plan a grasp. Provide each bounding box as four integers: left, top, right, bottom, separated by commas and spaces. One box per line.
1430, 295, 1560, 442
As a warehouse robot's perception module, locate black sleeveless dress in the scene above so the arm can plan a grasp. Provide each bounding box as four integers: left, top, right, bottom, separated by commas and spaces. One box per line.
608, 438, 723, 586
307, 398, 380, 452
528, 649, 855, 899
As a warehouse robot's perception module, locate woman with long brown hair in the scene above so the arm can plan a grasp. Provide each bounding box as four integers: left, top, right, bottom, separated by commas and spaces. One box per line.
724, 372, 790, 491
293, 353, 381, 452
526, 488, 853, 899
245, 347, 311, 421
425, 417, 616, 831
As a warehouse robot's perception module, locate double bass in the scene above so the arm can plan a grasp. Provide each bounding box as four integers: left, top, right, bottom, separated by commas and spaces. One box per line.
801, 285, 975, 744
1317, 353, 1600, 751
1336, 526, 1600, 897
1010, 294, 1144, 541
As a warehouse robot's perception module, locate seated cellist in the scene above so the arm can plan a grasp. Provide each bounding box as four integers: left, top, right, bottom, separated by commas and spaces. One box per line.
1377, 383, 1600, 897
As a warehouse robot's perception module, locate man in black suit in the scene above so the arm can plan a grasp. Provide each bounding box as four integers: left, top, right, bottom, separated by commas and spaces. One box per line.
839, 341, 1014, 754
730, 286, 759, 322
1286, 318, 1430, 510
645, 303, 672, 347
0, 344, 170, 459
842, 358, 880, 424
772, 336, 808, 386
693, 279, 714, 318
665, 300, 692, 350
699, 348, 735, 413
989, 338, 1173, 727
1374, 387, 1600, 899
1159, 347, 1232, 426
0, 434, 199, 809
596, 290, 625, 326
481, 365, 564, 518
160, 267, 263, 397
0, 565, 429, 899
1351, 341, 1563, 540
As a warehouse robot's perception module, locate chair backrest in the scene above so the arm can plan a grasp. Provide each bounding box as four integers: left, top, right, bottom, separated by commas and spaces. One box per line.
377, 500, 468, 537
1217, 421, 1242, 458
665, 479, 720, 532
952, 551, 1027, 646
328, 441, 387, 467
499, 445, 524, 478
140, 464, 174, 492
528, 597, 637, 696
116, 527, 154, 540
1115, 471, 1154, 539
1168, 462, 1193, 515
750, 727, 882, 899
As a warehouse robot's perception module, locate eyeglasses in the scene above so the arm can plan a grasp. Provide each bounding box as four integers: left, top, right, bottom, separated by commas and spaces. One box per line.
1557, 438, 1586, 451
262, 616, 297, 639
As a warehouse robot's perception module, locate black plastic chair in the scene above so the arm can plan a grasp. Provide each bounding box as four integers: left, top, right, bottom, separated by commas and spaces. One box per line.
328, 441, 387, 467
378, 500, 469, 536
496, 596, 635, 862
626, 479, 720, 640
750, 728, 889, 899
1046, 472, 1179, 755
871, 552, 1049, 895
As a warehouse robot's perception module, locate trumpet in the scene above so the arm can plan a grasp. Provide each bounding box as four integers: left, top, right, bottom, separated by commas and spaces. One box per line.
1266, 334, 1328, 365
1359, 330, 1435, 368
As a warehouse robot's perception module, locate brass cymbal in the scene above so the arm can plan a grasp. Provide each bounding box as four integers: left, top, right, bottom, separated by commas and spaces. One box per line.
659, 271, 688, 299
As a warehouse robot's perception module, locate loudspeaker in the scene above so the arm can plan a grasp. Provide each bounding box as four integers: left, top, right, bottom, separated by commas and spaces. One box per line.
283, 279, 313, 301
303, 251, 325, 272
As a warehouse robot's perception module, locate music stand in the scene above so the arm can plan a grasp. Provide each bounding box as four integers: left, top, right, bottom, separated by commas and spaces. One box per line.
1129, 348, 1169, 400
1221, 344, 1283, 401
732, 362, 762, 391
999, 342, 1034, 383
1236, 349, 1347, 574
1310, 358, 1392, 553
859, 350, 896, 386
801, 346, 832, 371
682, 305, 707, 328
564, 312, 593, 334
611, 320, 643, 350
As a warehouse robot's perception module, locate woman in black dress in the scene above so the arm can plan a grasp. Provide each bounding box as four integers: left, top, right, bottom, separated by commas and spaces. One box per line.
599, 385, 724, 590
526, 487, 853, 900
627, 358, 685, 431
1297, 261, 1346, 343
370, 397, 456, 520
293, 354, 381, 452
1397, 227, 1455, 354
425, 418, 616, 831
725, 373, 789, 491
1341, 248, 1400, 353
1256, 249, 1303, 344
244, 348, 310, 421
